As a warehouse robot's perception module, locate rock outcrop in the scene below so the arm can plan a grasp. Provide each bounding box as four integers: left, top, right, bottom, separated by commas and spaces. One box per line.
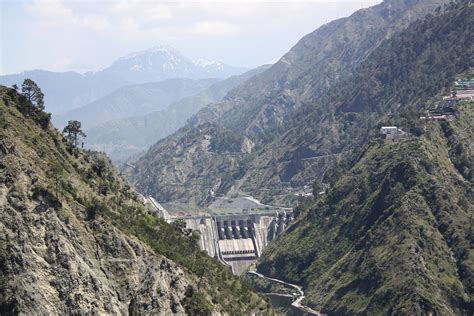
0, 86, 271, 314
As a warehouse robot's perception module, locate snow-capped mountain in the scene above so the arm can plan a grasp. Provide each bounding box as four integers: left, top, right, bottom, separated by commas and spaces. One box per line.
99, 46, 247, 84
0, 45, 247, 115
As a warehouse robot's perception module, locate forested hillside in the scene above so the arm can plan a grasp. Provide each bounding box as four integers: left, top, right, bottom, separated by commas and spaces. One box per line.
242, 0, 473, 203
129, 0, 459, 206
0, 87, 270, 314
254, 3, 473, 314
190, 0, 450, 141
258, 99, 473, 314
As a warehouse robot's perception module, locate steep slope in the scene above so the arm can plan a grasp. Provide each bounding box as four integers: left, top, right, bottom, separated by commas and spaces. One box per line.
86, 65, 270, 163
239, 0, 473, 203
0, 87, 271, 314
130, 0, 457, 206
0, 46, 246, 116
129, 123, 253, 205
257, 101, 473, 314
189, 0, 449, 141
55, 78, 219, 130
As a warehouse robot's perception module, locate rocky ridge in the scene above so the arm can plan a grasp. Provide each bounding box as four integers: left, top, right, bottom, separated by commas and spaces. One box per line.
0, 86, 270, 314
129, 0, 457, 206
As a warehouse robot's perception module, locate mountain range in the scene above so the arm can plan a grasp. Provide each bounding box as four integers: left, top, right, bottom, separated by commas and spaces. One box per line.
0, 46, 246, 116
54, 78, 219, 130
99, 46, 246, 84
128, 0, 454, 206
84, 65, 271, 163
2, 0, 473, 314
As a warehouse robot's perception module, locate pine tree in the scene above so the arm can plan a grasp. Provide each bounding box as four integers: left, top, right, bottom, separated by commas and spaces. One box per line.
21, 79, 44, 111
63, 120, 86, 149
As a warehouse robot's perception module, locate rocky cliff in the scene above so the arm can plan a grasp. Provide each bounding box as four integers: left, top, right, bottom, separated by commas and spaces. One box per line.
0, 86, 270, 314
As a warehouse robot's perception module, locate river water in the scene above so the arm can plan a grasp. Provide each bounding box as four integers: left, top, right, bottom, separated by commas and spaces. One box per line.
247, 271, 321, 315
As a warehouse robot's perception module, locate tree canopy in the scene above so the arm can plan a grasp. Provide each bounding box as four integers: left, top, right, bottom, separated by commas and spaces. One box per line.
21, 79, 44, 111
63, 120, 86, 149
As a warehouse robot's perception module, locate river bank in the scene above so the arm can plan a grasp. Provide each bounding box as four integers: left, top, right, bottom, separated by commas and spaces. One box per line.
246, 271, 321, 315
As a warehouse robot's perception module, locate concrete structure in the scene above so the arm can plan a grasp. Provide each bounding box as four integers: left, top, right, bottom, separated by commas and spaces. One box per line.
380, 126, 398, 137
380, 126, 408, 140
182, 211, 293, 275
145, 196, 171, 221
456, 89, 474, 100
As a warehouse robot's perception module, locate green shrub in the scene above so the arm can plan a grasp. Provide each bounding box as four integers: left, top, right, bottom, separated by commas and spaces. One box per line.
85, 198, 109, 221
0, 111, 8, 129
34, 111, 51, 129
31, 185, 61, 209
183, 291, 213, 315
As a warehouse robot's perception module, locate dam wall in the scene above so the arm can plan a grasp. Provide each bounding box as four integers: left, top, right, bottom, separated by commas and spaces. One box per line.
183, 217, 218, 258
182, 211, 293, 274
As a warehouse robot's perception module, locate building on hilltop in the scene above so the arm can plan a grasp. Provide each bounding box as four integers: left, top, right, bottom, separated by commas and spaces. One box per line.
380, 126, 398, 137
380, 126, 408, 140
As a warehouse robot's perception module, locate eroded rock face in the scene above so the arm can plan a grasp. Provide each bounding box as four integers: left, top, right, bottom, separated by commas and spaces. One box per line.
0, 86, 271, 315
1, 182, 193, 315
131, 123, 249, 205
0, 137, 195, 315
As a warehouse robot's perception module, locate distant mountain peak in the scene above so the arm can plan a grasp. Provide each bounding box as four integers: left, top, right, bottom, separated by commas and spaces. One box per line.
101, 46, 246, 83
116, 47, 229, 73
118, 45, 183, 61
0, 45, 248, 116
193, 58, 224, 69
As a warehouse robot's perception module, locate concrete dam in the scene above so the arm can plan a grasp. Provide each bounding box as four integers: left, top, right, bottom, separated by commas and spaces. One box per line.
183, 211, 293, 275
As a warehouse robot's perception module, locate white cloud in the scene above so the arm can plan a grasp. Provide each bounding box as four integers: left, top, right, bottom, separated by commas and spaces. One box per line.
24, 0, 111, 31
189, 20, 241, 36
3, 0, 381, 74
25, 0, 73, 19
81, 15, 110, 31
119, 17, 140, 33
110, 1, 173, 25
142, 4, 173, 22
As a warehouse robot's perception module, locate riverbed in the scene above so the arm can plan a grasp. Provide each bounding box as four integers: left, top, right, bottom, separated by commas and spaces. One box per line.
247, 271, 321, 315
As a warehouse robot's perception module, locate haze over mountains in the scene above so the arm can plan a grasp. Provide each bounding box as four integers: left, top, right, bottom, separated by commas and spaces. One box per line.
0, 46, 247, 116
54, 78, 220, 130
85, 65, 271, 162
1, 0, 473, 314
129, 0, 453, 206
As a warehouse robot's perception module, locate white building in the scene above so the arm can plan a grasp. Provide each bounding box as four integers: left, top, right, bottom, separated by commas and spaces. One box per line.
380, 126, 399, 137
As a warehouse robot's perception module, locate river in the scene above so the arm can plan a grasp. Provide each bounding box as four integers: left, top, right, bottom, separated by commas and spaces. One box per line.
247, 271, 321, 315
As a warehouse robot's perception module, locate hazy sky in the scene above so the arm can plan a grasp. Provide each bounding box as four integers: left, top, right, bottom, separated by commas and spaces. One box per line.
0, 0, 381, 75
